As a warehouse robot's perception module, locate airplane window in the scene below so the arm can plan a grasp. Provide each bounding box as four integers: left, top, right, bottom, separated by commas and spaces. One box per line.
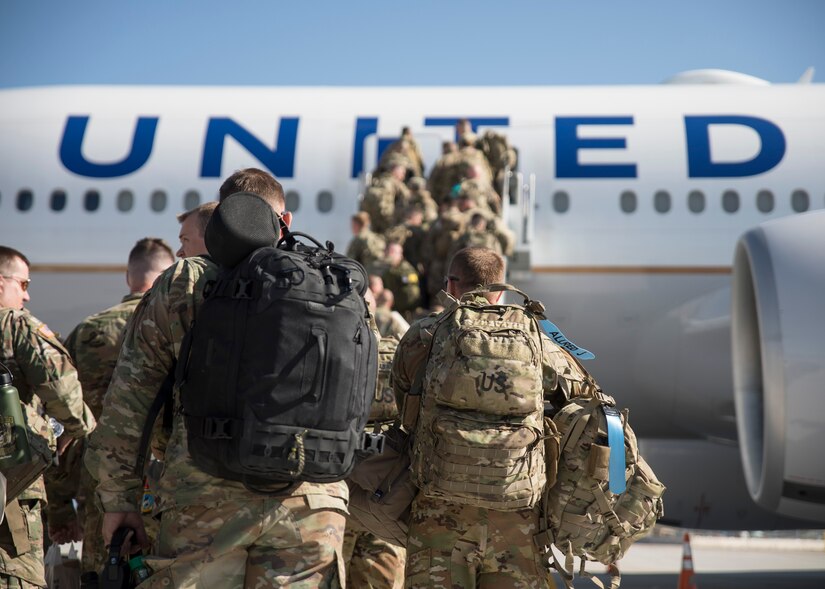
619, 191, 637, 213
50, 190, 67, 212
552, 191, 570, 213
150, 190, 167, 212
285, 190, 300, 212
722, 190, 740, 213
117, 190, 134, 212
317, 191, 334, 213
17, 190, 33, 212
756, 190, 774, 213
84, 190, 101, 212
687, 190, 705, 213
653, 190, 671, 213
791, 189, 809, 213
183, 190, 200, 211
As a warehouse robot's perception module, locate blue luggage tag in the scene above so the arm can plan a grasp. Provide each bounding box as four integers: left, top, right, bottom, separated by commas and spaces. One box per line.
603, 406, 626, 494
539, 319, 595, 360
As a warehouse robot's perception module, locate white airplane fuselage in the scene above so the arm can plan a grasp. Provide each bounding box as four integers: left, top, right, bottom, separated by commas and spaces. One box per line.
1, 84, 824, 529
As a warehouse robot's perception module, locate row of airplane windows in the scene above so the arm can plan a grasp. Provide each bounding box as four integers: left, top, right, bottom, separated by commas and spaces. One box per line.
0, 188, 819, 215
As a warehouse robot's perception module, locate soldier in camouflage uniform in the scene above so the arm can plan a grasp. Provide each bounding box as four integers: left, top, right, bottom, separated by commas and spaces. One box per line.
381, 242, 421, 320
60, 238, 175, 582
378, 127, 426, 178
85, 169, 348, 588
448, 213, 503, 262
396, 178, 437, 226
0, 246, 97, 588
176, 201, 218, 258
347, 212, 387, 271
392, 247, 566, 589
361, 165, 411, 235
372, 290, 410, 339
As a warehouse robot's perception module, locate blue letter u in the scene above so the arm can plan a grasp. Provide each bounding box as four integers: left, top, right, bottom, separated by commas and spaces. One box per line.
60, 115, 158, 178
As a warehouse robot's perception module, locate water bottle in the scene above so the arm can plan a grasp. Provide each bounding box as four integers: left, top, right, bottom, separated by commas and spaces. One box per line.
129, 554, 151, 585
0, 363, 32, 469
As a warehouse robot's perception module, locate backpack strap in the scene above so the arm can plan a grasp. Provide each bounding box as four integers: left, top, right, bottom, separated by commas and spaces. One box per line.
133, 365, 175, 477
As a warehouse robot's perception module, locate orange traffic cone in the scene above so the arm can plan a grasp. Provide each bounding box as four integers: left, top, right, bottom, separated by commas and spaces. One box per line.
677, 532, 697, 589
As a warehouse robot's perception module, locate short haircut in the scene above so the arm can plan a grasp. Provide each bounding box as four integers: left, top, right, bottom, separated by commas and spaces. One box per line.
448, 247, 504, 292
0, 246, 29, 273
128, 238, 175, 277
219, 168, 285, 211
177, 201, 218, 236
352, 211, 371, 228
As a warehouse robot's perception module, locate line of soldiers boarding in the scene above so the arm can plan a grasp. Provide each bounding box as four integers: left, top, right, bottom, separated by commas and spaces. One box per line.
347, 120, 517, 329
1, 160, 592, 589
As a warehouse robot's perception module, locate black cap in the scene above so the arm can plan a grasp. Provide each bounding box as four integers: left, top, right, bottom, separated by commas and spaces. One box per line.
205, 192, 281, 267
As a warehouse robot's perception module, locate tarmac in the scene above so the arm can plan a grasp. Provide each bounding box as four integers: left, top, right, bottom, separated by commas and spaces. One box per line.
553, 532, 825, 589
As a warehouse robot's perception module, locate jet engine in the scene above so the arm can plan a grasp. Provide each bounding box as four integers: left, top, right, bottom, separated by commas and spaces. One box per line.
732, 210, 825, 523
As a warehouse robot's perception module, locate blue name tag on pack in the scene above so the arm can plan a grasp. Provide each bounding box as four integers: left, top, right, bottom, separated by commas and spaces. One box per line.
539, 319, 595, 360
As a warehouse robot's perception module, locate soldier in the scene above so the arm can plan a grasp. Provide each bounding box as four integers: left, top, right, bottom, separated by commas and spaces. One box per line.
399, 178, 438, 226
61, 238, 175, 583
373, 289, 410, 339
456, 195, 515, 257
176, 201, 218, 258
84, 168, 348, 586
361, 164, 411, 235
0, 246, 96, 588
392, 247, 564, 588
346, 212, 387, 270
421, 203, 467, 303
449, 213, 503, 262
378, 127, 426, 178
343, 295, 406, 589
381, 242, 421, 320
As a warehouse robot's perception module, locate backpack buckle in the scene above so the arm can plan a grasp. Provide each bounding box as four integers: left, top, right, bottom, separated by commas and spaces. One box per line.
361, 432, 385, 455
232, 279, 254, 299
203, 417, 234, 440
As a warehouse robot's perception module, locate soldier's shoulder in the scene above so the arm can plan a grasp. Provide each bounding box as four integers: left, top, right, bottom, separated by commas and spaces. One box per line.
153, 257, 217, 298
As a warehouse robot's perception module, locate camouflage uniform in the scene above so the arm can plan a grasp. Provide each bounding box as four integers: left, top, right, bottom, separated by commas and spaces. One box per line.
362, 176, 411, 235
381, 261, 421, 319
347, 228, 387, 270
62, 293, 143, 577
0, 309, 96, 588
343, 335, 406, 588
373, 308, 409, 339
421, 209, 467, 302
85, 258, 348, 588
392, 298, 577, 589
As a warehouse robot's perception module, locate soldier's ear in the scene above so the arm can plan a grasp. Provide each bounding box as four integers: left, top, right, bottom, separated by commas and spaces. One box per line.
280, 211, 293, 229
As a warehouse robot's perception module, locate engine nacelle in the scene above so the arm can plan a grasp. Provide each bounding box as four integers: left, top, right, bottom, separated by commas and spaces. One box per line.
732, 210, 825, 523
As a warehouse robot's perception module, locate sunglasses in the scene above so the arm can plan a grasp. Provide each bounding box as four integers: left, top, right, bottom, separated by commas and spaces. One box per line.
1, 275, 31, 292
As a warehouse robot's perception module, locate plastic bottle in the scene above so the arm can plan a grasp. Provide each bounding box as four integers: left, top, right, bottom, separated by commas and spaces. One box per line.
129, 554, 151, 585
0, 364, 32, 469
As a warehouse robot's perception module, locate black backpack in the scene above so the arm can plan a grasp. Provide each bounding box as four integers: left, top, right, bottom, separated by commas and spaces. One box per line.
175, 231, 378, 486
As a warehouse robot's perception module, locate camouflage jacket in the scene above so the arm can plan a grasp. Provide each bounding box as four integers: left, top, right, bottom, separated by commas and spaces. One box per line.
0, 308, 96, 500
85, 258, 348, 514
346, 228, 387, 269
64, 293, 143, 419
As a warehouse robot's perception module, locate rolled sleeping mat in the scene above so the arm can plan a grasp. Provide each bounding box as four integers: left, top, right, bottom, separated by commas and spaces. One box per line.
205, 191, 281, 267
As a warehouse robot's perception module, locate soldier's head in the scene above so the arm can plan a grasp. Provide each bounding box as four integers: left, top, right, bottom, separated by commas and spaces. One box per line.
368, 274, 384, 298
442, 141, 458, 155
403, 207, 424, 227
390, 164, 407, 182
385, 241, 405, 267
0, 246, 31, 310
456, 118, 472, 137
446, 247, 504, 303
219, 168, 292, 234
407, 176, 427, 193
176, 201, 218, 258
376, 288, 394, 310
352, 212, 371, 235
127, 238, 176, 294
469, 213, 487, 231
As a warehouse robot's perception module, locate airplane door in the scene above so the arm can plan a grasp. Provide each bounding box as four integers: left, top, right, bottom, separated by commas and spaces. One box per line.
499, 124, 554, 279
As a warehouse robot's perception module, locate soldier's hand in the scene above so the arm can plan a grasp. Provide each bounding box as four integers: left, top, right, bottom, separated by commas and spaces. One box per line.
102, 511, 150, 553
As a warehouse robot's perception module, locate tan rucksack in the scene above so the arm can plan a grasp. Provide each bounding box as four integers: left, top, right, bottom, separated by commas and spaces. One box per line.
534, 372, 666, 588
410, 285, 550, 510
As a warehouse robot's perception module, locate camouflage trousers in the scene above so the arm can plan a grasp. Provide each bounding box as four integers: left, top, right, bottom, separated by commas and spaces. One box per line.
0, 500, 46, 588
138, 495, 347, 589
405, 495, 554, 589
342, 518, 405, 589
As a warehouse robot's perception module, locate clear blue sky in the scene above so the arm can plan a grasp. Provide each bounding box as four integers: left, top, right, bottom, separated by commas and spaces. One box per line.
1, 0, 823, 87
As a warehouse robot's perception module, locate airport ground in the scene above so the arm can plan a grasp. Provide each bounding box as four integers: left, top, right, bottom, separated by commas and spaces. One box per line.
567, 526, 825, 589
